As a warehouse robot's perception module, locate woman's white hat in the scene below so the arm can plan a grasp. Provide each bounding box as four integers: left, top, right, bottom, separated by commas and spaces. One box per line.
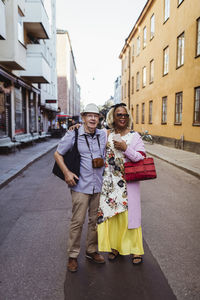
81, 103, 99, 115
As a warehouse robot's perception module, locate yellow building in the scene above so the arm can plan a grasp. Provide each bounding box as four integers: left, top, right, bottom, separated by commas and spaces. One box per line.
120, 0, 200, 154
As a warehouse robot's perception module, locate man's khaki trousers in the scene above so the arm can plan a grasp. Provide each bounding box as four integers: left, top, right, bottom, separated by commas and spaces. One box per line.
68, 191, 100, 258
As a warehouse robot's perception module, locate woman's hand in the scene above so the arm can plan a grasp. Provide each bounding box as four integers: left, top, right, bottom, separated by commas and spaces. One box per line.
113, 140, 127, 152
68, 124, 81, 131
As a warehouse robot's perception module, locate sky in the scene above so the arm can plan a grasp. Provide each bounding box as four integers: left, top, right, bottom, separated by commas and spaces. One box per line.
56, 0, 147, 106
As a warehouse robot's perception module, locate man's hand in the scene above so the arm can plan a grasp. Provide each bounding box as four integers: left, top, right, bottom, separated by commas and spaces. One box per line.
113, 140, 127, 152
68, 124, 81, 131
64, 170, 79, 186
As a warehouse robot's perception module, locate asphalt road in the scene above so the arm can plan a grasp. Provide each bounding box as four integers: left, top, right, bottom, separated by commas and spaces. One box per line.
0, 149, 199, 300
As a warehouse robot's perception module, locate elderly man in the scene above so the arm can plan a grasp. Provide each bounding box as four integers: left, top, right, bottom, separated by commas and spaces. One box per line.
54, 103, 106, 272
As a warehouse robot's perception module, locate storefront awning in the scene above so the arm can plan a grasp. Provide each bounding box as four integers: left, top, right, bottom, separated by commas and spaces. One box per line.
57, 114, 72, 118
0, 67, 17, 83
0, 67, 40, 94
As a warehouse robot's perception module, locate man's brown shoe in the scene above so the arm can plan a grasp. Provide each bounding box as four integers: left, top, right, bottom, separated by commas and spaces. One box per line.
67, 257, 78, 272
86, 252, 105, 264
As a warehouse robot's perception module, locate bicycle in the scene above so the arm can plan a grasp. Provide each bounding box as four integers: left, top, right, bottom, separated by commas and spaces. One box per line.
141, 130, 154, 144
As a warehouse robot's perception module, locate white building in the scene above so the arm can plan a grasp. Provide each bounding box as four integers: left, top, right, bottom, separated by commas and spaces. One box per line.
56, 30, 80, 120
113, 76, 121, 104
0, 0, 57, 142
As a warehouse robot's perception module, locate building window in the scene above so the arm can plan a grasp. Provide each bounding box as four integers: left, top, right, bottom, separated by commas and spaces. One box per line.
29, 92, 37, 132
164, 0, 170, 22
150, 59, 154, 83
194, 87, 200, 124
132, 44, 135, 62
131, 76, 134, 94
196, 18, 200, 57
0, 92, 10, 137
177, 32, 184, 68
175, 92, 182, 124
15, 88, 26, 134
124, 83, 126, 98
125, 56, 128, 70
163, 46, 169, 75
142, 103, 145, 124
150, 14, 155, 40
136, 72, 140, 91
136, 104, 139, 124
143, 26, 147, 48
18, 8, 24, 44
142, 66, 147, 87
177, 0, 184, 7
162, 96, 167, 123
137, 36, 140, 55
149, 100, 153, 124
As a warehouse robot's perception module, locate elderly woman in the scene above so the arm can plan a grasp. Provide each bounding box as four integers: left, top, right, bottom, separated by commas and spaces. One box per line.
97, 103, 145, 264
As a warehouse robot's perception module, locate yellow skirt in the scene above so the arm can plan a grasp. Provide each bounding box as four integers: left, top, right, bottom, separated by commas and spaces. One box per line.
97, 210, 144, 255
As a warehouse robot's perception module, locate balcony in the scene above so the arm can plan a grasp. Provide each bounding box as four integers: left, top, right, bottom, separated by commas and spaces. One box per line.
24, 0, 50, 39
0, 0, 6, 39
20, 44, 51, 83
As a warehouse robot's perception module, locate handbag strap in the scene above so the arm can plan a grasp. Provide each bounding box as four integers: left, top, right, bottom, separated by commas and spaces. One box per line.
74, 128, 79, 149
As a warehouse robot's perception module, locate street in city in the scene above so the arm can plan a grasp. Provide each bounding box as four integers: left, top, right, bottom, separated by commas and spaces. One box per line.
0, 147, 199, 300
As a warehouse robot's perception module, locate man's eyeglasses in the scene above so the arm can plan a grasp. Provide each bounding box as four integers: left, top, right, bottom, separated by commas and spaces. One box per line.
116, 113, 129, 119
86, 114, 99, 119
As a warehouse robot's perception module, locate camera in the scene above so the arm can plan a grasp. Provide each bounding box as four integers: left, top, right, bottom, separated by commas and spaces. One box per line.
92, 157, 104, 168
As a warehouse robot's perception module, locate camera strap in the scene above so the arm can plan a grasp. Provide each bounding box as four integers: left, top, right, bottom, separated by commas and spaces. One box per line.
84, 134, 102, 159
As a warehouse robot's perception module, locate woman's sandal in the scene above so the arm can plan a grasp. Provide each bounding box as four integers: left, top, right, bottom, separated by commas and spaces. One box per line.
108, 250, 119, 261
132, 255, 143, 265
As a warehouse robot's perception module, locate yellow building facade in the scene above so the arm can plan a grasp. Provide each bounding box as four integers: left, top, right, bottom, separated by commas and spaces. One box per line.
120, 0, 200, 153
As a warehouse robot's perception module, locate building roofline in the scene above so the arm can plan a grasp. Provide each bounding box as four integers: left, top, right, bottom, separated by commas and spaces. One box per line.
56, 28, 77, 71
119, 0, 152, 58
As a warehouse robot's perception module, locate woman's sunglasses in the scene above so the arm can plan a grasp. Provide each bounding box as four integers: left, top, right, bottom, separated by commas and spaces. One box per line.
116, 113, 129, 119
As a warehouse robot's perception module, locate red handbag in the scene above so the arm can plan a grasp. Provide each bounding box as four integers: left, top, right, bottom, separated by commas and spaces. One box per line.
124, 157, 157, 182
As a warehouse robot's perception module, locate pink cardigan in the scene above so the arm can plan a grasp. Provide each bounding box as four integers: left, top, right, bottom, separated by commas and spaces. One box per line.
123, 132, 146, 229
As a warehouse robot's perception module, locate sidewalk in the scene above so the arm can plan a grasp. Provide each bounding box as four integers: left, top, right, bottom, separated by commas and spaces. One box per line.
145, 142, 200, 179
0, 138, 59, 188
0, 139, 199, 189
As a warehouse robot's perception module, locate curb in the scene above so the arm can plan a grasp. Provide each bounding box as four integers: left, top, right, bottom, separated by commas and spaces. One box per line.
0, 144, 57, 190
147, 151, 200, 180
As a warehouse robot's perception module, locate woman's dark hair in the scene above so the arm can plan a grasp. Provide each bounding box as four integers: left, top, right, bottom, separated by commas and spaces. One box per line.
111, 103, 127, 112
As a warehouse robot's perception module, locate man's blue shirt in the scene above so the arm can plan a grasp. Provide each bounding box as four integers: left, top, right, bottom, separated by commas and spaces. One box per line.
57, 125, 106, 194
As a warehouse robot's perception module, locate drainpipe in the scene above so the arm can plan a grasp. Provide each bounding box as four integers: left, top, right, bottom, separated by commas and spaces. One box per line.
181, 134, 184, 150
128, 44, 131, 111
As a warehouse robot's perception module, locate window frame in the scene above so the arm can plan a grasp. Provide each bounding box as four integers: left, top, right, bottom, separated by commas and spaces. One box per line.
136, 104, 139, 124
174, 92, 183, 125
131, 76, 134, 94
124, 83, 126, 98
142, 66, 147, 88
164, 0, 170, 23
150, 59, 154, 83
132, 43, 135, 62
177, 32, 185, 68
161, 96, 167, 124
142, 103, 145, 124
149, 100, 153, 124
137, 36, 140, 56
136, 72, 140, 91
18, 7, 24, 45
193, 86, 200, 125
196, 18, 200, 57
177, 0, 184, 8
163, 46, 169, 76
150, 14, 155, 40
143, 26, 147, 48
